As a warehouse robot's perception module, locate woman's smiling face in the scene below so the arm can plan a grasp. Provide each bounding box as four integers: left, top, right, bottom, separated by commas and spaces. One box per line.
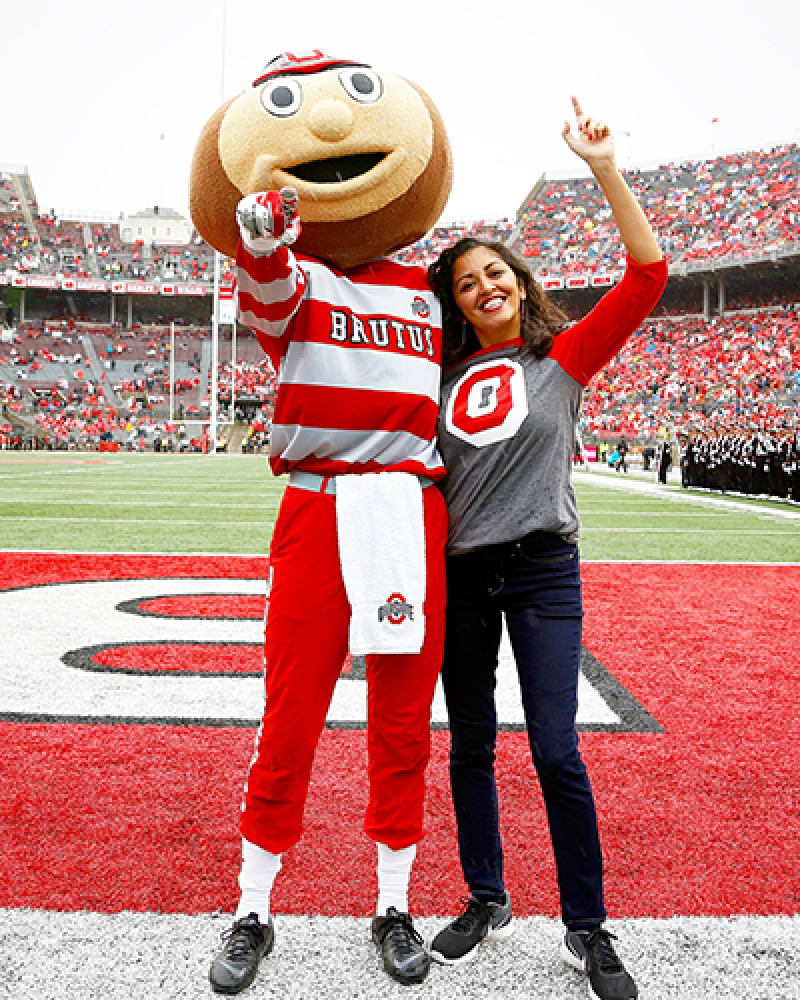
452, 246, 525, 348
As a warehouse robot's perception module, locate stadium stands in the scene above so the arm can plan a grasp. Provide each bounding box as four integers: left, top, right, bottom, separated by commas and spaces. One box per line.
391, 218, 515, 266
2, 144, 799, 466
513, 142, 800, 276
580, 306, 799, 439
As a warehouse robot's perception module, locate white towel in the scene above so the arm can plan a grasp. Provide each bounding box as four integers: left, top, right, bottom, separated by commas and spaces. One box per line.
335, 472, 426, 655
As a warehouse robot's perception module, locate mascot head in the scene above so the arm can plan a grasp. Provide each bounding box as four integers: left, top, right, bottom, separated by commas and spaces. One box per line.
189, 49, 453, 270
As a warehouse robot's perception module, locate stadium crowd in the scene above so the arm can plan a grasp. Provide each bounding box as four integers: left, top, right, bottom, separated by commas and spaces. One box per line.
584, 307, 799, 438
3, 143, 799, 501
5, 143, 799, 283
515, 142, 800, 277
390, 218, 514, 266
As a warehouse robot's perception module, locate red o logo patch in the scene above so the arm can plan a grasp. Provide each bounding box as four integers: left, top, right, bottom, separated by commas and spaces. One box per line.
445, 358, 528, 447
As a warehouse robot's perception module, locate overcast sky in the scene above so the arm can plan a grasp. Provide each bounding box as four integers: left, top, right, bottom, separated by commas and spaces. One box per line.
5, 0, 800, 226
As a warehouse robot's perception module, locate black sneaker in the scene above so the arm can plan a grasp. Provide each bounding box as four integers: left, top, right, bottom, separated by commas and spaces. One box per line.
562, 927, 638, 1000
209, 912, 274, 995
371, 907, 431, 985
430, 892, 513, 965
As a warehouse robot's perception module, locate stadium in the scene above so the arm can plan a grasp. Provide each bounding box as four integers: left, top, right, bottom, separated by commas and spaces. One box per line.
2, 117, 800, 1000
2, 141, 799, 493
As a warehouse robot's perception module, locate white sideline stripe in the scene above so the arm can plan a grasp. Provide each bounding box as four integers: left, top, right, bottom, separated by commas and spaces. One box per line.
581, 511, 732, 517
585, 528, 798, 535
0, 455, 214, 479
4, 519, 796, 533
1, 489, 284, 499
573, 471, 800, 521
1, 910, 797, 1000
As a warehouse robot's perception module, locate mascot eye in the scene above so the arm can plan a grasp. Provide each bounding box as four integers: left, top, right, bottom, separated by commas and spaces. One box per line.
338, 68, 383, 104
260, 79, 303, 117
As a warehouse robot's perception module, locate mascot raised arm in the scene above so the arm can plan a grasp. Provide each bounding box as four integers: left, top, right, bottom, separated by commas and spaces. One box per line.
191, 50, 454, 996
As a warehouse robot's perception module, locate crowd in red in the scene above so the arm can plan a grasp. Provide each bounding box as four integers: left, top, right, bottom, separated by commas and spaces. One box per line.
215, 336, 278, 407
391, 219, 514, 266
584, 307, 799, 438
5, 301, 795, 452
3, 142, 799, 452
4, 143, 800, 283
1, 172, 224, 284
0, 322, 280, 449
516, 142, 800, 277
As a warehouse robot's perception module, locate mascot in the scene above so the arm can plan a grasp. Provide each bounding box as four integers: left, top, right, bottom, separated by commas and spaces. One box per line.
190, 50, 453, 994
190, 49, 451, 269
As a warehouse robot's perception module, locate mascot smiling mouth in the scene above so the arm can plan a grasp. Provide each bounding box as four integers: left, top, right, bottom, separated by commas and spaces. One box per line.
288, 152, 386, 184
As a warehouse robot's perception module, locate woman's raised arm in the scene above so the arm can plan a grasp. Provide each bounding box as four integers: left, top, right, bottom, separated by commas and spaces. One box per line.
562, 96, 663, 266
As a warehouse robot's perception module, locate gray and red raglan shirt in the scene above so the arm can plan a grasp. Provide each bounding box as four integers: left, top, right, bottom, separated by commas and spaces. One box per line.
437, 256, 668, 555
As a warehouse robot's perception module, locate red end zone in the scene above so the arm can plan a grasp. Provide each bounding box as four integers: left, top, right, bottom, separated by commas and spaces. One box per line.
0, 552, 798, 919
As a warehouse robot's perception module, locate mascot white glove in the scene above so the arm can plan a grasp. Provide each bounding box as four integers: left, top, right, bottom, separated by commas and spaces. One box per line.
236, 187, 301, 254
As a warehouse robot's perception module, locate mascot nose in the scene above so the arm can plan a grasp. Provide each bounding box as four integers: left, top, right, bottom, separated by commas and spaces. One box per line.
307, 99, 355, 141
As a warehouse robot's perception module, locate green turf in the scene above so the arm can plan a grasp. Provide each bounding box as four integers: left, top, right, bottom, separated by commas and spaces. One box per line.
1, 453, 798, 562
0, 453, 283, 554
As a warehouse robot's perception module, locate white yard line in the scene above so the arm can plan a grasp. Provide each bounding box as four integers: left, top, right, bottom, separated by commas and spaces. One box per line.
0, 498, 278, 509
0, 547, 272, 558
0, 516, 275, 526
0, 455, 212, 480
0, 488, 277, 499
8, 518, 790, 534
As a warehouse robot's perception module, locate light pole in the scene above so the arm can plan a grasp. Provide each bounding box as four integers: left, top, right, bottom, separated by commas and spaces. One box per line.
208, 0, 228, 456
169, 320, 174, 424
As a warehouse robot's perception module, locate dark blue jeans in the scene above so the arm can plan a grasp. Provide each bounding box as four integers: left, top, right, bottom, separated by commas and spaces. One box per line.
441, 531, 606, 929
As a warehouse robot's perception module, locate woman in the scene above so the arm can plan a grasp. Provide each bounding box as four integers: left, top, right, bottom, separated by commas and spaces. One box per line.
427, 98, 667, 1000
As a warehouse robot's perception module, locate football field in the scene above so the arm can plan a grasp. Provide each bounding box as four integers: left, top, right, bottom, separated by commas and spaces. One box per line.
1, 452, 799, 999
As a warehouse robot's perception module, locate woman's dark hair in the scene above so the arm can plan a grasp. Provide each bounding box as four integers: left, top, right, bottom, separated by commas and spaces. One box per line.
427, 237, 566, 367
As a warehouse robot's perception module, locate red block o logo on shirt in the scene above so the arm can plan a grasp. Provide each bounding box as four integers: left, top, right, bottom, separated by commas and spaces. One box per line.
445, 358, 528, 447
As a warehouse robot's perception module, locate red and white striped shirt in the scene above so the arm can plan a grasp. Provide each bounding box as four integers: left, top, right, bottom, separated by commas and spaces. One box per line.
237, 239, 445, 480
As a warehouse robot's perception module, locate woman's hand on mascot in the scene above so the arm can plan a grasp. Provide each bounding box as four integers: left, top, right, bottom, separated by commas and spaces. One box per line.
561, 96, 616, 173
236, 188, 302, 254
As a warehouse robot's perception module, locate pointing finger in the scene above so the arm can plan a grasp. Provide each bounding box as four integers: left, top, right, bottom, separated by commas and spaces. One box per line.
571, 95, 583, 120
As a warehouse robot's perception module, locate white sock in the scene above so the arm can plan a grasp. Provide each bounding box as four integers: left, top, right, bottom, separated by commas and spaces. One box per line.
235, 838, 282, 924
375, 842, 417, 916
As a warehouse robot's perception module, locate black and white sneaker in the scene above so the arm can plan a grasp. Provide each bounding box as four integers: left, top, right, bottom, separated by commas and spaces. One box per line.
209, 912, 274, 995
371, 907, 431, 985
562, 927, 638, 1000
429, 892, 513, 965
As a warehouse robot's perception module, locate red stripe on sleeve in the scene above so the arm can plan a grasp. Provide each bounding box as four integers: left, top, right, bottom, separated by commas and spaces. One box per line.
238, 288, 304, 325
549, 257, 668, 386
236, 240, 295, 282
